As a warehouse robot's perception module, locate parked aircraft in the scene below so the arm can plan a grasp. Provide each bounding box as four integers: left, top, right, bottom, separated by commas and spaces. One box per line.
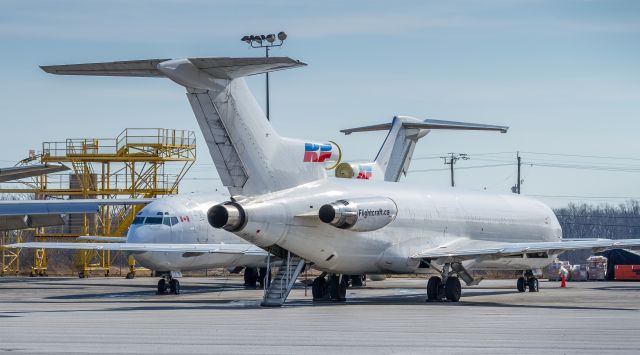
35, 56, 639, 307
9, 107, 505, 294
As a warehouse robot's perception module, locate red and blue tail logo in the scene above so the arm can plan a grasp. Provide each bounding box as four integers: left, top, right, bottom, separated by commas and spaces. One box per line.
357, 165, 373, 180
304, 143, 333, 162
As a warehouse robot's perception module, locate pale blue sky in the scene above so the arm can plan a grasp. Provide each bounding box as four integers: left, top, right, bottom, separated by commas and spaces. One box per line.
1, 0, 639, 207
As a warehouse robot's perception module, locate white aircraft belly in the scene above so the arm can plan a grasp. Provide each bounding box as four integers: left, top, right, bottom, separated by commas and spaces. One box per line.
134, 251, 268, 272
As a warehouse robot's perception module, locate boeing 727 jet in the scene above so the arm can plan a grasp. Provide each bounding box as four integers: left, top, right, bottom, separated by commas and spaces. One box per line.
37, 56, 640, 307
8, 109, 505, 294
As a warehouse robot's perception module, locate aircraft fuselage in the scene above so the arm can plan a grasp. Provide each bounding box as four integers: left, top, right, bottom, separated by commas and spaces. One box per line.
126, 194, 267, 272
229, 178, 562, 274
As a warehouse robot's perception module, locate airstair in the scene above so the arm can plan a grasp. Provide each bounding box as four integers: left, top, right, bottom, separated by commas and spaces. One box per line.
261, 249, 305, 307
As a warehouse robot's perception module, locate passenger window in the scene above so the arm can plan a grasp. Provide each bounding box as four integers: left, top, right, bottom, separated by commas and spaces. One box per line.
132, 217, 145, 225
170, 217, 179, 226
145, 217, 162, 224
162, 217, 171, 226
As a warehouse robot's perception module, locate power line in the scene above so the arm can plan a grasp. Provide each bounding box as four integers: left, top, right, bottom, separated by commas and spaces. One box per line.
410, 163, 513, 173
521, 151, 640, 162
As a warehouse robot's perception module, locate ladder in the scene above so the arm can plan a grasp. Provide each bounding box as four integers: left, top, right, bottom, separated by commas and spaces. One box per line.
261, 251, 305, 307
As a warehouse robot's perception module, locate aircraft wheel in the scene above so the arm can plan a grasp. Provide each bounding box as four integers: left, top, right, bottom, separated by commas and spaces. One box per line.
169, 279, 180, 295
125, 272, 135, 279
328, 274, 341, 301
157, 278, 167, 294
528, 277, 539, 292
243, 267, 258, 288
517, 277, 526, 292
311, 276, 328, 301
445, 277, 462, 302
78, 271, 86, 279
258, 267, 270, 288
350, 275, 364, 287
426, 276, 442, 301
338, 275, 348, 301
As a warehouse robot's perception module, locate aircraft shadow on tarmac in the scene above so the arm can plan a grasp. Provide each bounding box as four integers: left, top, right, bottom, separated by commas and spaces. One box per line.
7, 279, 638, 313
44, 282, 250, 300
37, 287, 636, 313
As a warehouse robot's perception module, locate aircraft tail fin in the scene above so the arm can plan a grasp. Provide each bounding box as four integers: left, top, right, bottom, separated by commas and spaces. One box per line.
341, 116, 508, 181
42, 57, 339, 197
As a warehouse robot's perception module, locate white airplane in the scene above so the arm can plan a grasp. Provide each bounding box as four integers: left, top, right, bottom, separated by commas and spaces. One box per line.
8, 106, 506, 295
36, 56, 640, 307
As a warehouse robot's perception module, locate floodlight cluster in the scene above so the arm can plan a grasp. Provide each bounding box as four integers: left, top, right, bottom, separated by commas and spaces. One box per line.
241, 32, 287, 48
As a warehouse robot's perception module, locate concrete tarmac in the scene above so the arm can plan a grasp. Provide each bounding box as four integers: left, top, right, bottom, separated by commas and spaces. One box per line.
0, 276, 638, 354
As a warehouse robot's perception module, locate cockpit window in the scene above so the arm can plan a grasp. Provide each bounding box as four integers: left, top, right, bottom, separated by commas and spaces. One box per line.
132, 217, 145, 225
162, 217, 171, 226
170, 217, 179, 225
144, 217, 163, 224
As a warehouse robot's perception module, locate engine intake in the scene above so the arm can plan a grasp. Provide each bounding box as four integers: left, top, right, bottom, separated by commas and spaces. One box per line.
207, 202, 245, 231
319, 197, 397, 232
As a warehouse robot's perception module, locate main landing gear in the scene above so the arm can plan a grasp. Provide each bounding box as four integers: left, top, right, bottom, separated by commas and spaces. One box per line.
517, 270, 539, 293
425, 262, 472, 302
156, 273, 180, 295
311, 273, 348, 302
244, 267, 271, 288
244, 267, 259, 288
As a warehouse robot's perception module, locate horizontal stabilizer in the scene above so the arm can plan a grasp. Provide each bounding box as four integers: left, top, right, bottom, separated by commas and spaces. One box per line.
341, 116, 508, 135
41, 57, 306, 80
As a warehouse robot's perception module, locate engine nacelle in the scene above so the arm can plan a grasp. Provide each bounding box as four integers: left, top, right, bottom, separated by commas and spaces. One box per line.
318, 197, 397, 232
208, 200, 290, 247
207, 202, 246, 231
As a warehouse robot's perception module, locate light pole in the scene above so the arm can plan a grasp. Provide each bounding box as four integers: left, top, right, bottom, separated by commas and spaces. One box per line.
241, 32, 287, 121
441, 153, 469, 187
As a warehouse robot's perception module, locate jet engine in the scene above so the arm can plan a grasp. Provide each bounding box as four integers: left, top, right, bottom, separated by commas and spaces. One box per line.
207, 202, 245, 231
207, 200, 290, 247
318, 197, 397, 232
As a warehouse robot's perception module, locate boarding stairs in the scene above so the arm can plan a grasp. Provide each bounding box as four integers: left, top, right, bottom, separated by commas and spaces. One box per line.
261, 248, 305, 307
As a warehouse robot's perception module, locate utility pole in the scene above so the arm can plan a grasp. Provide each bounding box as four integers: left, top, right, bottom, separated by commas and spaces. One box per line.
241, 32, 288, 121
517, 151, 521, 194
440, 153, 469, 187
512, 151, 523, 194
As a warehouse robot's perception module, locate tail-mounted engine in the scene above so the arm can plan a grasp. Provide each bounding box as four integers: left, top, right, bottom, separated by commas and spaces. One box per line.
207, 202, 246, 231
318, 197, 397, 232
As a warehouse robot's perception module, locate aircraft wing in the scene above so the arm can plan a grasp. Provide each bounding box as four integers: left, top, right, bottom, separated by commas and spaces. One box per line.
411, 238, 640, 263
7, 242, 270, 256
0, 198, 155, 216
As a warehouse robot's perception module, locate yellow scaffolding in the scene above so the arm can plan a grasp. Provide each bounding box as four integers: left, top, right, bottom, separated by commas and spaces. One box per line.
1, 230, 23, 276
2, 128, 195, 277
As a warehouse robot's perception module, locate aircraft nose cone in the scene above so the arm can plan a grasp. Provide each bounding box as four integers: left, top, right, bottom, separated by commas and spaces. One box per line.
127, 225, 157, 243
